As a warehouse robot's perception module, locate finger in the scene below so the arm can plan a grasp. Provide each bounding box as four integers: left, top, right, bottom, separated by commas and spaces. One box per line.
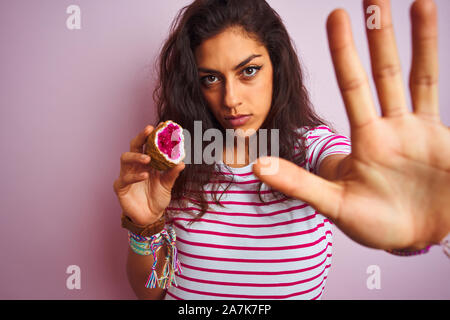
119, 152, 150, 177
121, 152, 151, 166
114, 171, 148, 193
119, 153, 152, 185
130, 125, 154, 153
327, 9, 378, 129
364, 0, 408, 117
159, 162, 185, 191
253, 157, 344, 223
122, 172, 149, 187
409, 0, 439, 119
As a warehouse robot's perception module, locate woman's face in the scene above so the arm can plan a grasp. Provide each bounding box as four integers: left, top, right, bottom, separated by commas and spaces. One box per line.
194, 27, 273, 136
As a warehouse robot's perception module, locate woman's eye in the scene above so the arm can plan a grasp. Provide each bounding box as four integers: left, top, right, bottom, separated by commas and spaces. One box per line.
202, 75, 218, 86
242, 66, 261, 78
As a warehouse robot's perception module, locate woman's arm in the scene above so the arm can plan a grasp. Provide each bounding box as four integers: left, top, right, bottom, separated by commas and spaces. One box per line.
254, 0, 450, 251
126, 244, 168, 300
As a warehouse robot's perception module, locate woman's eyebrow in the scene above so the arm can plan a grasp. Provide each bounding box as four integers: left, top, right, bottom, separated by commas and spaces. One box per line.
231, 54, 262, 70
198, 54, 262, 74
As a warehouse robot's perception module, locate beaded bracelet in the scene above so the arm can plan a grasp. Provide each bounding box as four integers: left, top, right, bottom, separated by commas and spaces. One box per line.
386, 245, 431, 257
386, 233, 450, 258
128, 224, 182, 289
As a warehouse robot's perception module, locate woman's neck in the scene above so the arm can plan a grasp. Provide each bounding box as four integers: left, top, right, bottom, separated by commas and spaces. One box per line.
222, 140, 250, 168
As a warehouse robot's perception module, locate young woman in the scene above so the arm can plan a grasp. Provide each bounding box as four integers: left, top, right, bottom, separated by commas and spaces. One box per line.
113, 0, 449, 300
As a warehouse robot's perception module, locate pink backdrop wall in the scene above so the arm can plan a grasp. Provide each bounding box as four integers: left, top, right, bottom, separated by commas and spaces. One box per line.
0, 0, 448, 299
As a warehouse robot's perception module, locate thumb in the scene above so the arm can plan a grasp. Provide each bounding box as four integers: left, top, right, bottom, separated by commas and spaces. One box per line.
159, 162, 185, 191
252, 156, 343, 222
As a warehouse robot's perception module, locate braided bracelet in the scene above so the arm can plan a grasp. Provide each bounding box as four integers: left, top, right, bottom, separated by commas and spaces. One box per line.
128, 224, 182, 289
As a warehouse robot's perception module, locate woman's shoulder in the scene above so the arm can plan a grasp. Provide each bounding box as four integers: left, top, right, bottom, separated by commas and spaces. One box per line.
294, 125, 334, 138
294, 125, 337, 148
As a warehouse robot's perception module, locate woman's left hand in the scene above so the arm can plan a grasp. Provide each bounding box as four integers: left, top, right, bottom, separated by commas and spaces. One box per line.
253, 0, 450, 251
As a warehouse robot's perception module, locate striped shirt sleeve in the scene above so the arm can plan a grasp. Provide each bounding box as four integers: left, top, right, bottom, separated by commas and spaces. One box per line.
301, 126, 352, 175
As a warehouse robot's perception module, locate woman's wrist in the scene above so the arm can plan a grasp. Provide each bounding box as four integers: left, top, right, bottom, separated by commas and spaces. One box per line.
130, 215, 162, 226
125, 209, 166, 226
121, 212, 166, 237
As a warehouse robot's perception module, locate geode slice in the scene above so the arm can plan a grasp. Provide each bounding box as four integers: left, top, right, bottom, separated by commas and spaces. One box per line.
145, 120, 185, 171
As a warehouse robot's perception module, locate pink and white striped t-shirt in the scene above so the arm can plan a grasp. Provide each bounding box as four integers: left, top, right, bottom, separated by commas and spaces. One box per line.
163, 126, 351, 300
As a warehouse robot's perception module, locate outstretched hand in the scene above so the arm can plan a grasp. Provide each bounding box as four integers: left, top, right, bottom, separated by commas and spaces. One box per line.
253, 0, 450, 251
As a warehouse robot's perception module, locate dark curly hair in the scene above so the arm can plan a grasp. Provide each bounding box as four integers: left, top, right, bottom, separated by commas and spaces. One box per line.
152, 0, 332, 222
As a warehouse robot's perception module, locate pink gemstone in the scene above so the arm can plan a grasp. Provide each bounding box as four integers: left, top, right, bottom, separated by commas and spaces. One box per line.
157, 123, 181, 160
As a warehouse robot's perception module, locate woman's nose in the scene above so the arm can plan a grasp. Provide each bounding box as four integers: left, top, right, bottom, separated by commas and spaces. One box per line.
223, 79, 241, 109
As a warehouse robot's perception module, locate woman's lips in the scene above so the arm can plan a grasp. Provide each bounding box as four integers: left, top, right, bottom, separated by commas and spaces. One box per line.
224, 115, 252, 127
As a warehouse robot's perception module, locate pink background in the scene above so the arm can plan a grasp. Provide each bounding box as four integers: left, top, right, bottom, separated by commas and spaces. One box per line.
0, 0, 449, 299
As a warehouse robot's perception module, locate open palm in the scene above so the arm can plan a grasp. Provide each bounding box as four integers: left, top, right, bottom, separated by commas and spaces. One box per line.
253, 0, 450, 250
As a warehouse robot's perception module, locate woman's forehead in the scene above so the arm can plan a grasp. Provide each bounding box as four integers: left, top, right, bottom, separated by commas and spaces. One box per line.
194, 28, 268, 68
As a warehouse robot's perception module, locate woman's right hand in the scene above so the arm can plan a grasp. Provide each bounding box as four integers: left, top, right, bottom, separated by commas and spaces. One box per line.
113, 125, 185, 226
